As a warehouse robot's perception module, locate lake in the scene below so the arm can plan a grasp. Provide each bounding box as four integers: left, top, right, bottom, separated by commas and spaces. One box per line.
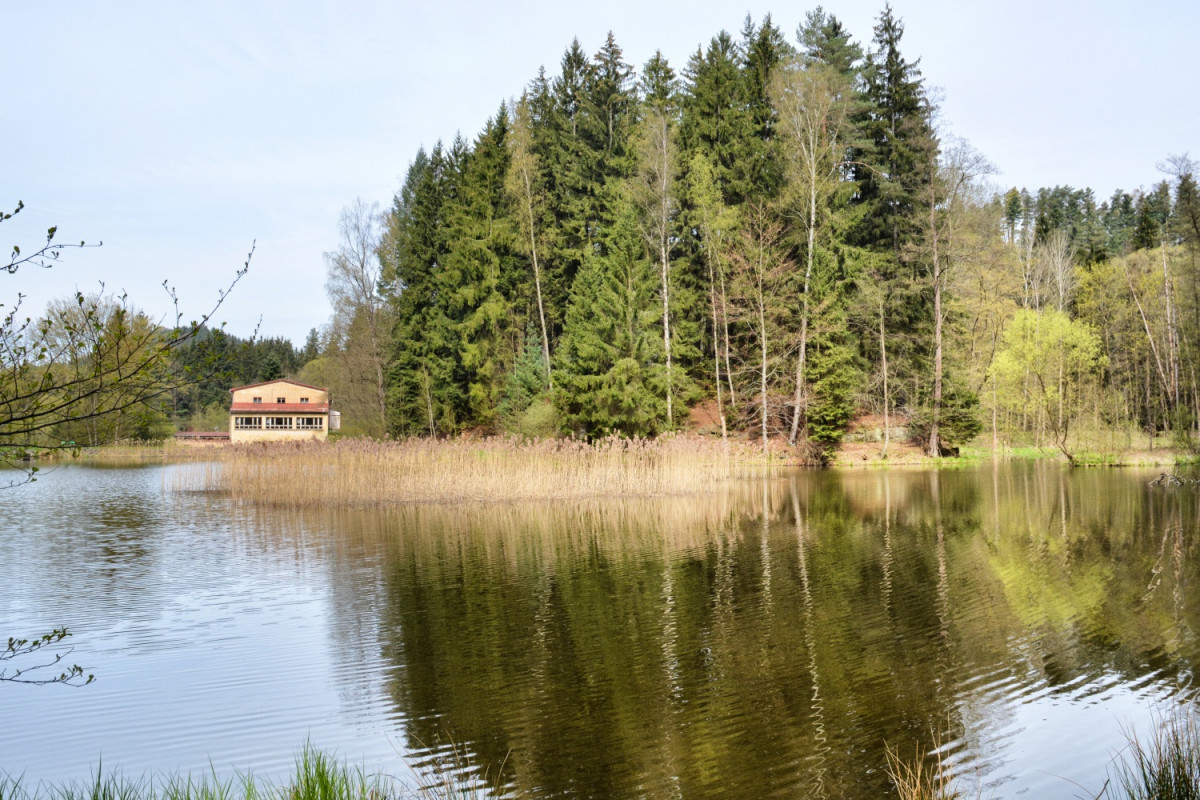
2, 462, 1198, 797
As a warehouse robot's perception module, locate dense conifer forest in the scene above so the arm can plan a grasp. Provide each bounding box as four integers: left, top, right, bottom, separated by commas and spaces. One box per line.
314, 7, 1199, 458
316, 7, 1189, 459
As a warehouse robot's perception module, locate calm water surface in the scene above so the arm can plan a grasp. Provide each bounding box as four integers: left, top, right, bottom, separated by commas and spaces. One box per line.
2, 463, 1199, 798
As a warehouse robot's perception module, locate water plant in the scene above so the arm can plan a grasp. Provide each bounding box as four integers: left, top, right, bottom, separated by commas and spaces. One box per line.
1107, 709, 1200, 800
885, 740, 960, 800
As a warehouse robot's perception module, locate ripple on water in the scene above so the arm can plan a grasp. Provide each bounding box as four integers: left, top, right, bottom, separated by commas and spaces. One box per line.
5, 464, 1200, 800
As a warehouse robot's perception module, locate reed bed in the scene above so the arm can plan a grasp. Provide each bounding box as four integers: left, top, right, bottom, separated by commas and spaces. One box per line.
37, 441, 219, 466
177, 435, 774, 508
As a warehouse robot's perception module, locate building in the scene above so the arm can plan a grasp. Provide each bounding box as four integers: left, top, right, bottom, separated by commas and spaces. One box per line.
228, 380, 337, 444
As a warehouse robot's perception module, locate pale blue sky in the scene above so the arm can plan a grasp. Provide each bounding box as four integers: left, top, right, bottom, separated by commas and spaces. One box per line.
5, 0, 1196, 344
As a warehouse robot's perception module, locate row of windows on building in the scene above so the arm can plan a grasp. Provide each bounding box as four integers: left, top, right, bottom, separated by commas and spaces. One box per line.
234, 416, 324, 430
250, 397, 312, 404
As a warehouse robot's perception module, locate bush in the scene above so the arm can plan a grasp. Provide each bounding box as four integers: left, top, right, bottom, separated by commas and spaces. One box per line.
514, 397, 558, 439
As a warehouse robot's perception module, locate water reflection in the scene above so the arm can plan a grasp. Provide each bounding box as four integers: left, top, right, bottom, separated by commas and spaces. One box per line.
321, 466, 1199, 798
3, 464, 1199, 798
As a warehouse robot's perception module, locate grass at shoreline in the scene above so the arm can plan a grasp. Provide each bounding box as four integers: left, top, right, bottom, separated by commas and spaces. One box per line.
0, 745, 491, 800
8, 711, 1200, 800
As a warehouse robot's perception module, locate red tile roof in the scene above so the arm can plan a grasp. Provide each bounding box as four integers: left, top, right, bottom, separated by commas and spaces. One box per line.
230, 403, 330, 413
229, 379, 328, 393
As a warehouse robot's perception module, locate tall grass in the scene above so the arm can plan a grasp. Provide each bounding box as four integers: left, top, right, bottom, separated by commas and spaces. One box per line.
177, 435, 774, 508
885, 740, 960, 800
37, 441, 217, 466
1108, 709, 1200, 799
0, 744, 501, 800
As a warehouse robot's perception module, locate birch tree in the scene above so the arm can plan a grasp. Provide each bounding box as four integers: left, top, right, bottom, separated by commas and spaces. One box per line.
687, 153, 737, 441
506, 98, 553, 390
324, 198, 391, 436
770, 58, 852, 445
920, 137, 992, 456
728, 203, 793, 456
632, 105, 679, 428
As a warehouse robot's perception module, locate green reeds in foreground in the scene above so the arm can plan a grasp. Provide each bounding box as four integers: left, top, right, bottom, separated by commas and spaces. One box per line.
1109, 709, 1200, 800
0, 745, 500, 800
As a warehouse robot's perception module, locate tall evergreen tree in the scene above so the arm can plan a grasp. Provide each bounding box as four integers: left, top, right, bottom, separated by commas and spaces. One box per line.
737, 14, 791, 200
441, 109, 524, 429
797, 7, 863, 76
555, 191, 668, 437
585, 32, 637, 170
383, 143, 464, 435
679, 32, 754, 207
855, 4, 935, 259
851, 4, 937, 439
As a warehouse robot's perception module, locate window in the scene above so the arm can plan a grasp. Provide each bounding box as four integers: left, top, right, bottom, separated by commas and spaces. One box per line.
265, 416, 293, 430
297, 417, 323, 430
234, 416, 263, 430
252, 397, 262, 404
299, 397, 309, 403
276, 397, 286, 404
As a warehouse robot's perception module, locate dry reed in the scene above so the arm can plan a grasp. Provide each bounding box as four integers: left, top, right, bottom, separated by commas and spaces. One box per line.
39, 441, 219, 465
175, 435, 774, 508
885, 739, 961, 800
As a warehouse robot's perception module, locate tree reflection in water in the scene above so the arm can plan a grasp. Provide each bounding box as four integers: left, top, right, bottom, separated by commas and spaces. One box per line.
288, 464, 1200, 799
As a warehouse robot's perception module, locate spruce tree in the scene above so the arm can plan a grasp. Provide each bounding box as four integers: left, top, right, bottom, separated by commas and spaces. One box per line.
797, 7, 863, 76
679, 32, 753, 206
852, 4, 937, 444
737, 14, 791, 200
441, 109, 523, 429
383, 143, 464, 435
555, 190, 668, 438
855, 4, 935, 258
544, 39, 599, 308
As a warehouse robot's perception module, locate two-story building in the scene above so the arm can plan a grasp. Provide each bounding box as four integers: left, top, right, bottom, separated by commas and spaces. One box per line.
228, 380, 337, 444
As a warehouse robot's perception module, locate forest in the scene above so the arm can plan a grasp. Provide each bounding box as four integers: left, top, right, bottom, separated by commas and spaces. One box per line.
307, 6, 1196, 461
10, 6, 1199, 463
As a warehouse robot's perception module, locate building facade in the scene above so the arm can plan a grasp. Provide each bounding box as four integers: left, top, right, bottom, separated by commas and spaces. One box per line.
228, 380, 334, 444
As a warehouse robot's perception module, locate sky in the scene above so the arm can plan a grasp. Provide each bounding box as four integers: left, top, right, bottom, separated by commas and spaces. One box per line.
5, 0, 1197, 346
